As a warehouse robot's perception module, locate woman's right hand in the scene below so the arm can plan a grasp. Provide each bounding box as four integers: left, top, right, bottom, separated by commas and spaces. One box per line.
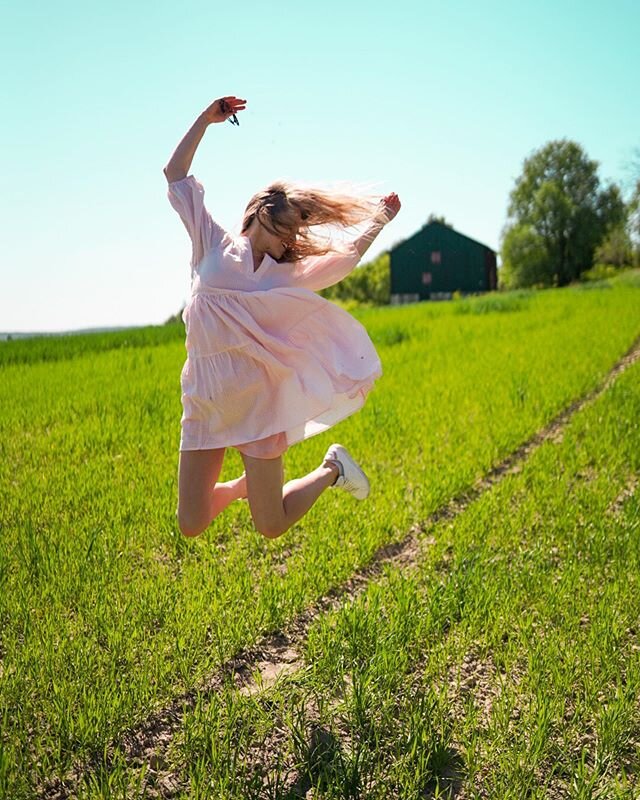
200, 96, 247, 125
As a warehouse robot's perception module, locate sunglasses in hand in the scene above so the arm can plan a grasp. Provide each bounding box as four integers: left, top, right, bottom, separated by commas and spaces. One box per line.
219, 99, 240, 126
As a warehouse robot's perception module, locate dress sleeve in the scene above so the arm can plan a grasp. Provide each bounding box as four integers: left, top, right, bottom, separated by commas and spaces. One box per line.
167, 175, 226, 273
290, 242, 362, 291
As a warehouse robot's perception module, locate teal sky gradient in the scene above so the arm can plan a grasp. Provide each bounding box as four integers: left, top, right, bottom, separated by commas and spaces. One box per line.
2, 0, 638, 332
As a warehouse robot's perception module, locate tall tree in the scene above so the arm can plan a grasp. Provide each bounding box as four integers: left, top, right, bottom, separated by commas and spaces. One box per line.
501, 139, 627, 287
630, 182, 640, 266
627, 147, 640, 261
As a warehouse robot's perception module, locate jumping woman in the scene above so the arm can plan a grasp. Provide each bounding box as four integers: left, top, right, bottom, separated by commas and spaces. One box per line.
164, 95, 401, 540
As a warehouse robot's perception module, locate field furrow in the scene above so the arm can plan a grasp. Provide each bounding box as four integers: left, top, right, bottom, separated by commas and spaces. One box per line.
1, 276, 639, 798
144, 346, 640, 799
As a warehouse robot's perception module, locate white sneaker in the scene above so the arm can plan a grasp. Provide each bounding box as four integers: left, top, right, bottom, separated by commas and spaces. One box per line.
323, 443, 370, 500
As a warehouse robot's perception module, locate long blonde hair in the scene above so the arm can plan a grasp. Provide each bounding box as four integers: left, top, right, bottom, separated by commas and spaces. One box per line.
241, 181, 380, 263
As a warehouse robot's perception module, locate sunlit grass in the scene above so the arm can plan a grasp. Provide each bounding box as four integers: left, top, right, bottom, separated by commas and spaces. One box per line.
0, 276, 639, 797
0, 322, 185, 366
174, 359, 640, 799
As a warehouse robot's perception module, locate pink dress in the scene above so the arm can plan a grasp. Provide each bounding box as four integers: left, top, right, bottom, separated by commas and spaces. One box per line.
167, 175, 383, 459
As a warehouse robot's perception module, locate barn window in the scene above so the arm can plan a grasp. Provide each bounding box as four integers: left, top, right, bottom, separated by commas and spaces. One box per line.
430, 251, 441, 264
422, 272, 432, 285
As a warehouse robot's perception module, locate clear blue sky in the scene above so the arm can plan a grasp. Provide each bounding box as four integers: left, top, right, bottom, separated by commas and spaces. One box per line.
2, 0, 638, 333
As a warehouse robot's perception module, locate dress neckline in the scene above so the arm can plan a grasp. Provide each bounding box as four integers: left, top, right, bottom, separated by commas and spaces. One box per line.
239, 235, 268, 275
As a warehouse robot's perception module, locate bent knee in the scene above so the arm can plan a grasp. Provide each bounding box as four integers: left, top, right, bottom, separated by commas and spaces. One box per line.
176, 509, 208, 538
253, 517, 287, 539
246, 500, 288, 539
256, 525, 285, 539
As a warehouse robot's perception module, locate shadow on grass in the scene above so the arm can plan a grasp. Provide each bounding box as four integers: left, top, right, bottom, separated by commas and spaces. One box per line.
274, 723, 465, 799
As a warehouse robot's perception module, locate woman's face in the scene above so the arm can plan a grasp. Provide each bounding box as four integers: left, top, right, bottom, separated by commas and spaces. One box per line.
261, 212, 301, 261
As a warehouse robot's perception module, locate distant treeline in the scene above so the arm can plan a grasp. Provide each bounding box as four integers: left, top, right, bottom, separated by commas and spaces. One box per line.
332, 138, 640, 296
500, 139, 640, 288
317, 251, 391, 310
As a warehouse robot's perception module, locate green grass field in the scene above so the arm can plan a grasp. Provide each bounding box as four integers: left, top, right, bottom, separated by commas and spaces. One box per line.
1, 272, 639, 798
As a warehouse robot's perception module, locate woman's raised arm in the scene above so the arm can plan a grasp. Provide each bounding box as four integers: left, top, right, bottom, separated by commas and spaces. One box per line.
352, 192, 401, 257
163, 96, 247, 183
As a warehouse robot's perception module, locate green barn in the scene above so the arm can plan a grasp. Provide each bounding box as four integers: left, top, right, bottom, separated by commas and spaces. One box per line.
389, 221, 497, 303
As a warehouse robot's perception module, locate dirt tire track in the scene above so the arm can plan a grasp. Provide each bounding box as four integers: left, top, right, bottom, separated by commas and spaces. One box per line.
41, 334, 640, 800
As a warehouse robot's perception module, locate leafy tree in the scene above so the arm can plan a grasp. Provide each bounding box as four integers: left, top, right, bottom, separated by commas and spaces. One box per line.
593, 224, 634, 269
319, 252, 390, 306
427, 213, 453, 227
165, 306, 186, 326
626, 146, 640, 264
501, 139, 627, 287
499, 224, 550, 289
630, 181, 640, 239
630, 185, 640, 267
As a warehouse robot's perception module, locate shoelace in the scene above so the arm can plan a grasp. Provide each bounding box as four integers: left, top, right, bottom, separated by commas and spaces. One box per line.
330, 457, 364, 495
341, 476, 361, 493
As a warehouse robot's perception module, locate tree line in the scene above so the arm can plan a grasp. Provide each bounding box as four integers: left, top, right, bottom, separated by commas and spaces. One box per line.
166, 140, 640, 323
320, 139, 640, 305
499, 139, 639, 289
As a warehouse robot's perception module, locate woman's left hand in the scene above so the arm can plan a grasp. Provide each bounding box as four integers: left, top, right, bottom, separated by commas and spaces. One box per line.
379, 192, 401, 222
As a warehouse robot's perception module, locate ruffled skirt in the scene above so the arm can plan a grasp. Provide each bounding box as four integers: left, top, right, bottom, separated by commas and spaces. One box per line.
179, 286, 382, 459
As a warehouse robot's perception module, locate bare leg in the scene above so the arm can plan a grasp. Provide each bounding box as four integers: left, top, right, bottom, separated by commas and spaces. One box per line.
210, 473, 247, 516
281, 460, 340, 529
241, 453, 340, 539
178, 449, 248, 537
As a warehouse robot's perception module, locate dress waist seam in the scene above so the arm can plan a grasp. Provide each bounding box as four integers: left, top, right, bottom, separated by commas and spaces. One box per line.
192, 287, 250, 296
186, 341, 252, 359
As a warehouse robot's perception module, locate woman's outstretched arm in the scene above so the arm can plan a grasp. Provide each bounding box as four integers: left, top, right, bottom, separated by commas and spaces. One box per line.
163, 96, 247, 183
352, 192, 402, 258
291, 193, 402, 291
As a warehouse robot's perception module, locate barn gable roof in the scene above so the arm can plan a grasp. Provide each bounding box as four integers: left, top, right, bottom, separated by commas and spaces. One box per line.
391, 221, 496, 255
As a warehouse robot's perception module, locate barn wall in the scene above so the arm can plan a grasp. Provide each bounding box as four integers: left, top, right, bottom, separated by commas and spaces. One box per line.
391, 223, 496, 301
